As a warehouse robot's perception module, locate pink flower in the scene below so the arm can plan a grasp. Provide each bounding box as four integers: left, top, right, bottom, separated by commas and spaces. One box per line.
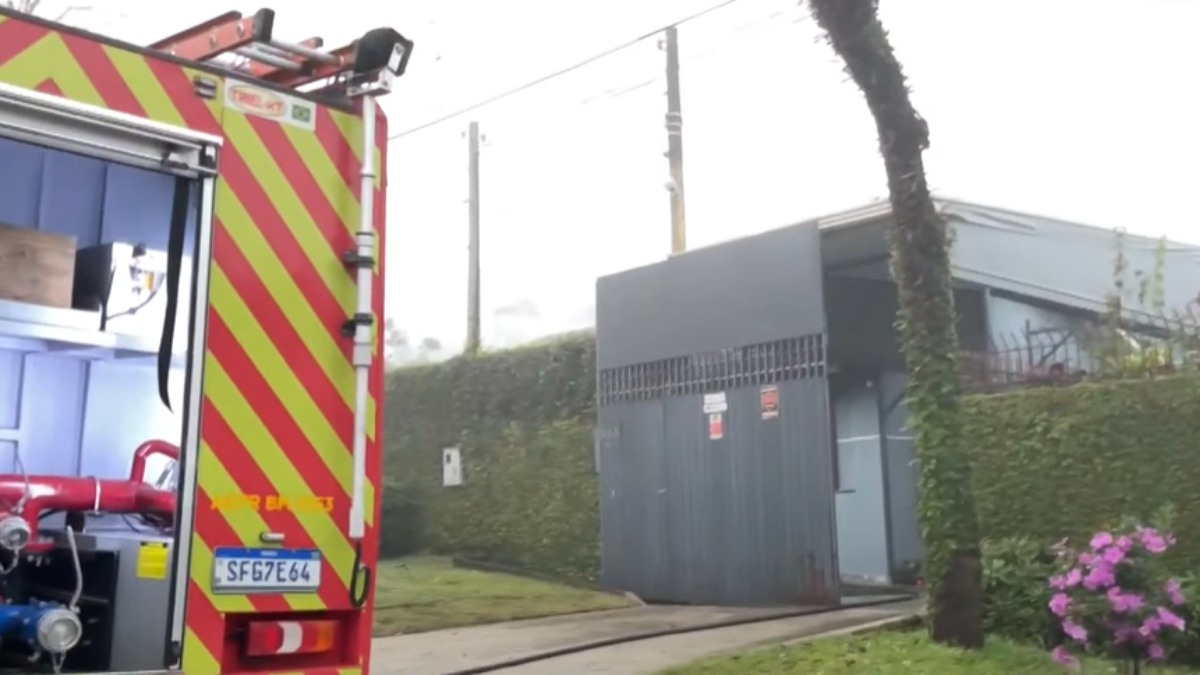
1051, 645, 1080, 670
1078, 552, 1097, 566
1101, 546, 1126, 565
1141, 615, 1162, 638
1137, 527, 1170, 554
1063, 568, 1082, 587
1156, 606, 1186, 632
1115, 535, 1134, 552
1090, 532, 1114, 550
1062, 618, 1088, 643
1049, 593, 1071, 617
1166, 578, 1186, 606
1083, 563, 1116, 590
1147, 642, 1166, 662
1106, 586, 1144, 613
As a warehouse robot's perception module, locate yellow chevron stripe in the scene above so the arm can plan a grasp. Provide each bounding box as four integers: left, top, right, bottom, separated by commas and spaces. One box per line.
0, 33, 102, 103
181, 626, 220, 674
203, 356, 358, 584
324, 110, 385, 366
213, 172, 379, 445
278, 123, 383, 387
282, 124, 360, 236
329, 109, 383, 190
209, 261, 378, 520
196, 442, 327, 611
222, 110, 356, 310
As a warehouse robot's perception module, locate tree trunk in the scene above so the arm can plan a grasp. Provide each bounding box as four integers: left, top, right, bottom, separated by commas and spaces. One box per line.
807, 0, 984, 649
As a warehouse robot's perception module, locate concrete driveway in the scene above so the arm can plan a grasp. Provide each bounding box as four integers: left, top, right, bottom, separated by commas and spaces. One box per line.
371, 596, 920, 675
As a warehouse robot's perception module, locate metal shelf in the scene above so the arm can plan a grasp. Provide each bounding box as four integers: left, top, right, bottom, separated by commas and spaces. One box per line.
0, 297, 186, 367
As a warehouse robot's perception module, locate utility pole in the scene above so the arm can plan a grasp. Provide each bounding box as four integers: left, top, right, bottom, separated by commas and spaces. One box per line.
466, 121, 482, 355
664, 25, 687, 255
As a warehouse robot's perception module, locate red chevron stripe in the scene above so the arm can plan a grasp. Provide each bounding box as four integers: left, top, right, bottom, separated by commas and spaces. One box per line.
0, 17, 46, 65
212, 217, 354, 442
59, 33, 144, 116
214, 147, 353, 354
193, 489, 288, 613
313, 108, 359, 193
244, 115, 356, 251
185, 578, 227, 663
205, 313, 350, 513
142, 56, 223, 135
35, 79, 61, 95
199, 397, 348, 606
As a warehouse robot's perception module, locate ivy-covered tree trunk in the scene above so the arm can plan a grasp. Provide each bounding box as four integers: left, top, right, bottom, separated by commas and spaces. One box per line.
807, 0, 984, 648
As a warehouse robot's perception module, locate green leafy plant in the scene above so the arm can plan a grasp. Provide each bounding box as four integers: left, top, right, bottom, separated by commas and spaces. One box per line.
982, 537, 1059, 647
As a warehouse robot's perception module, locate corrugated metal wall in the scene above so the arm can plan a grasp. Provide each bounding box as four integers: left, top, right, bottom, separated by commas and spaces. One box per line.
595, 223, 839, 606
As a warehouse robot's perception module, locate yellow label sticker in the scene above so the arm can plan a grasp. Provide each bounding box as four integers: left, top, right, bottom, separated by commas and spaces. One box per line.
137, 542, 170, 581
210, 494, 334, 513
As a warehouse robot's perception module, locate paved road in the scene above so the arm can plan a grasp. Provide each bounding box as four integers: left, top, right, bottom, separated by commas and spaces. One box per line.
372, 598, 921, 675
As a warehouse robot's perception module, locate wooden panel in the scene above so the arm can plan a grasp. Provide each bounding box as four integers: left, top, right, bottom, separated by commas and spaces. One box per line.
0, 224, 76, 308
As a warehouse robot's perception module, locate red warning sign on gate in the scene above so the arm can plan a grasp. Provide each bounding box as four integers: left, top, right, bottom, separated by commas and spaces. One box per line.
760, 385, 780, 420
708, 413, 724, 440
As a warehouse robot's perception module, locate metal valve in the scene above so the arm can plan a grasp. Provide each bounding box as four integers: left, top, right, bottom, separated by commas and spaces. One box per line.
0, 515, 31, 552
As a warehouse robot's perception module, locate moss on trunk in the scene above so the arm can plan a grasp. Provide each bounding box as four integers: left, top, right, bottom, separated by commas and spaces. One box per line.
807, 0, 983, 648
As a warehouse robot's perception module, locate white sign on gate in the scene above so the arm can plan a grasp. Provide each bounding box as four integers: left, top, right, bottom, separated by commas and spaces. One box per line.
702, 391, 727, 414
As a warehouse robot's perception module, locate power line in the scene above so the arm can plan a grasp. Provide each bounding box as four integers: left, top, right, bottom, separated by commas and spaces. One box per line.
387, 0, 743, 141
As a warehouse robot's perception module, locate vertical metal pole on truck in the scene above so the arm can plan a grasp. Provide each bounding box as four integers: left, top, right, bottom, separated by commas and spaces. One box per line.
338, 30, 414, 608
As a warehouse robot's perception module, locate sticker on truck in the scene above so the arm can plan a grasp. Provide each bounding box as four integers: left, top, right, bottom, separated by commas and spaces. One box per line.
211, 547, 322, 594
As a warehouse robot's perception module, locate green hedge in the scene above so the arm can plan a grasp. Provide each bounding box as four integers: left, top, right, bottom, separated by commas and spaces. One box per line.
964, 375, 1200, 564
381, 332, 600, 582
380, 332, 1200, 586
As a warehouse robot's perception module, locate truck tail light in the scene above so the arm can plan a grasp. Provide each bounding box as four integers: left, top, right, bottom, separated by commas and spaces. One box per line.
244, 619, 336, 657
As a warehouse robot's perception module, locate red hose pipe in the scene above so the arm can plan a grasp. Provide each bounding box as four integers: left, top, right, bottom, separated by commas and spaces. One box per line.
0, 475, 176, 554
129, 440, 180, 485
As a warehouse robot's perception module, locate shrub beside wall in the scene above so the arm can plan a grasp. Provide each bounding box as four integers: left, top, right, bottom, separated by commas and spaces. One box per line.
963, 375, 1200, 566
381, 332, 600, 582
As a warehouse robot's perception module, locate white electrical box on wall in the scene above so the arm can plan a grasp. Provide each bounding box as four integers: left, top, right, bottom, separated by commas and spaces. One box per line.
442, 447, 463, 487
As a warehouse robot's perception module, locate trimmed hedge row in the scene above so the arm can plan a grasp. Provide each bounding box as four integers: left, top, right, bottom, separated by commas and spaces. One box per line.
963, 375, 1200, 567
380, 332, 600, 582
381, 329, 1200, 585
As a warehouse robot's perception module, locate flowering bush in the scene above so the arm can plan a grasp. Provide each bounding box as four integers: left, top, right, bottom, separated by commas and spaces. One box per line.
1047, 520, 1187, 671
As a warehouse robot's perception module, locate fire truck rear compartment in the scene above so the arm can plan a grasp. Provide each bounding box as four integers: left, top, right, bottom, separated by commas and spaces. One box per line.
0, 132, 197, 672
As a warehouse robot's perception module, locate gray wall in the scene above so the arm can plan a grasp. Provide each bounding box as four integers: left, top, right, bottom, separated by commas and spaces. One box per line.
596, 224, 825, 369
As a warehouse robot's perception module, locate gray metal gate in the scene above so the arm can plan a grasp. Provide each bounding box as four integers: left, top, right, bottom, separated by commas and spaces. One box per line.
595, 223, 839, 606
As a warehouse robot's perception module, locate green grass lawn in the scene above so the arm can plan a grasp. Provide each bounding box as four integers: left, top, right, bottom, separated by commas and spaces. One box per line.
370, 556, 635, 636
660, 630, 1196, 674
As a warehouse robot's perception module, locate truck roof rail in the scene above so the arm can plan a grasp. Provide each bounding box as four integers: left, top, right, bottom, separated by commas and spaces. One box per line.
148, 8, 370, 91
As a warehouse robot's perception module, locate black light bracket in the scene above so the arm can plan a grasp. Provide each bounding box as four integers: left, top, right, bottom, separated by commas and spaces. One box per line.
341, 312, 374, 338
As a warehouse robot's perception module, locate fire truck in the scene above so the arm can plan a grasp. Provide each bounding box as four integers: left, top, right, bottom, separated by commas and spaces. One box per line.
0, 6, 407, 674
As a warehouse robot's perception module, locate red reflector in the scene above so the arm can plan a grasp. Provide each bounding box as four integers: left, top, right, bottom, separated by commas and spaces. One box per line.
245, 620, 336, 657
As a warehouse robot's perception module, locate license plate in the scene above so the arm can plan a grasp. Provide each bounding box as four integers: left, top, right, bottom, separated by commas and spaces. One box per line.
211, 547, 321, 594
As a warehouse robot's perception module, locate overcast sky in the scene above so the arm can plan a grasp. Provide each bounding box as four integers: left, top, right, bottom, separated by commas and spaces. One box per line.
42, 0, 1200, 351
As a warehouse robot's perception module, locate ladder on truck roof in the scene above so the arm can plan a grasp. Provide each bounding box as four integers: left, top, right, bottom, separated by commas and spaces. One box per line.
148, 8, 413, 96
